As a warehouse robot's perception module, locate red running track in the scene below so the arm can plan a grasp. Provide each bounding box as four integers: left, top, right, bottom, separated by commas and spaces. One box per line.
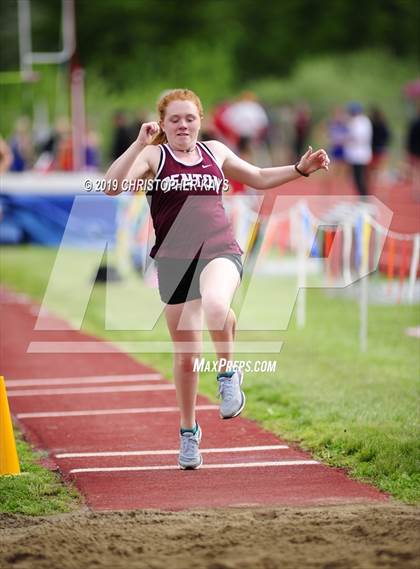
0, 287, 388, 511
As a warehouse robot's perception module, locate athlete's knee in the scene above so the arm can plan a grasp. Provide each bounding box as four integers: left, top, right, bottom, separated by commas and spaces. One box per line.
174, 352, 201, 374
201, 295, 230, 329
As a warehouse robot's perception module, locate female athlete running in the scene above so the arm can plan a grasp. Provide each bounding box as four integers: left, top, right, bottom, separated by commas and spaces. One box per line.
105, 89, 329, 469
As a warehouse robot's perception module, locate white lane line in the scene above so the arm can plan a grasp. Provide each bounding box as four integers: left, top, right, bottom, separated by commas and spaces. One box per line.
8, 384, 175, 397
56, 445, 289, 458
70, 460, 319, 473
6, 373, 162, 387
28, 341, 283, 354
17, 405, 217, 419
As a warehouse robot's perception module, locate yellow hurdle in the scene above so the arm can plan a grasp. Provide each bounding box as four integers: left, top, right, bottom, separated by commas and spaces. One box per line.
0, 376, 21, 475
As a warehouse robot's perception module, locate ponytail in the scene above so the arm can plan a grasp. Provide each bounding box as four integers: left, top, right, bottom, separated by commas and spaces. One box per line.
151, 129, 167, 146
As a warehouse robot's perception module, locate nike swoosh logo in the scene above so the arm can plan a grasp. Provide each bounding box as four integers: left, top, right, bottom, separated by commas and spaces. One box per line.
202, 164, 212, 169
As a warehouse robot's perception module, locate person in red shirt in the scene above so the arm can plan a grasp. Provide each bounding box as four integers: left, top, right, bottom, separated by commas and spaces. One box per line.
105, 89, 329, 469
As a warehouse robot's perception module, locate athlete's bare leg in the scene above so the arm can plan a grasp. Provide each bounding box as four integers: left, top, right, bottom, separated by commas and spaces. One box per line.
164, 299, 203, 430
199, 258, 241, 373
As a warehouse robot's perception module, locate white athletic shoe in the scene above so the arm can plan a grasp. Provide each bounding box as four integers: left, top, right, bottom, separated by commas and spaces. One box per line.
217, 370, 246, 419
178, 424, 203, 470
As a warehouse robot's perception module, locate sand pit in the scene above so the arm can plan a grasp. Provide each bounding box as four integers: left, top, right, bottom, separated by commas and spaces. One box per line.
1, 503, 419, 569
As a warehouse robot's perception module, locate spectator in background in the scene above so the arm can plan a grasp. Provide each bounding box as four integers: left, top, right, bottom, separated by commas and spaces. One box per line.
327, 106, 348, 180
293, 103, 311, 160
0, 136, 11, 229
0, 136, 12, 173
269, 103, 295, 165
220, 92, 271, 166
9, 116, 34, 171
55, 117, 73, 171
369, 106, 391, 187
110, 111, 132, 162
85, 125, 101, 170
212, 99, 235, 145
33, 117, 62, 172
222, 92, 269, 143
344, 102, 372, 198
406, 101, 420, 195
34, 125, 58, 171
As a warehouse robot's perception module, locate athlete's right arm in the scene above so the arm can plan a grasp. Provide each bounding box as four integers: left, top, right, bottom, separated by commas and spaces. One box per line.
104, 122, 160, 196
104, 145, 160, 195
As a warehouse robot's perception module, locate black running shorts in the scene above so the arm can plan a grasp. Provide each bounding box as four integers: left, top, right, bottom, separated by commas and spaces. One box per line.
155, 254, 243, 305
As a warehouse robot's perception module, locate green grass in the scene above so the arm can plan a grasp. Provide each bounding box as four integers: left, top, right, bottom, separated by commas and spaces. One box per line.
1, 246, 419, 507
0, 428, 81, 515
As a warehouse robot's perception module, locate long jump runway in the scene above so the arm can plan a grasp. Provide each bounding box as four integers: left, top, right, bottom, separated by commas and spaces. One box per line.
1, 287, 387, 510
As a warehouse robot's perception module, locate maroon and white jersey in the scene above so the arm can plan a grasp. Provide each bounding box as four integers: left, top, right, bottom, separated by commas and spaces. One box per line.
147, 141, 243, 259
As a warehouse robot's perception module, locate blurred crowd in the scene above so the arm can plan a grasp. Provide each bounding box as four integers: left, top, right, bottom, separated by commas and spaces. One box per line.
1, 93, 419, 197
0, 116, 101, 174
202, 94, 419, 197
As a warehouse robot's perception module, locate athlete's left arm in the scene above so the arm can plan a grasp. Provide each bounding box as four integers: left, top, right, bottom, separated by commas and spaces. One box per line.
208, 141, 329, 190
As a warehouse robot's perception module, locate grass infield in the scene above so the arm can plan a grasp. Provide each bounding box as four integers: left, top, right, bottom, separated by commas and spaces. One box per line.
0, 246, 419, 513
0, 428, 81, 515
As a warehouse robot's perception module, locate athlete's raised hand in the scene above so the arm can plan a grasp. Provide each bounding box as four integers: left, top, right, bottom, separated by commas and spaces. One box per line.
137, 121, 160, 146
297, 146, 330, 175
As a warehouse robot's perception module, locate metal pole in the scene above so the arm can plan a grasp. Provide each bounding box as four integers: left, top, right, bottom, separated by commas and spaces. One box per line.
17, 0, 33, 80
18, 0, 83, 170
71, 66, 86, 171
23, 0, 75, 65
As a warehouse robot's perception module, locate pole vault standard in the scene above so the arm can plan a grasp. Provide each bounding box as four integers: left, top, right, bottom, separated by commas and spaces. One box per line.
17, 0, 85, 170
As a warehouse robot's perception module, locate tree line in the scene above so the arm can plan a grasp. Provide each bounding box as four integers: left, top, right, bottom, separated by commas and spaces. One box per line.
1, 0, 418, 88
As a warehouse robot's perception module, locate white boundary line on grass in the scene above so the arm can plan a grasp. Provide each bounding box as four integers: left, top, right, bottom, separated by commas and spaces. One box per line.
7, 384, 175, 397
17, 404, 217, 419
6, 373, 162, 387
56, 445, 289, 458
70, 460, 319, 473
